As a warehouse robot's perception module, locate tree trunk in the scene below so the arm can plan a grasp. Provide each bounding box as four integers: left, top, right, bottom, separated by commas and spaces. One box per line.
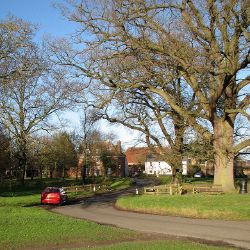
171, 123, 184, 183
39, 165, 43, 179
63, 164, 65, 179
19, 154, 27, 185
213, 118, 235, 192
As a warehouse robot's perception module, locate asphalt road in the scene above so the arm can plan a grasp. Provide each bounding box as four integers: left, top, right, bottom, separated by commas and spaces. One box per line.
52, 186, 250, 249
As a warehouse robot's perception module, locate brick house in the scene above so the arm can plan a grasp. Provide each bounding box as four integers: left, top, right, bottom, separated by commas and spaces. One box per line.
76, 141, 128, 178
125, 147, 151, 176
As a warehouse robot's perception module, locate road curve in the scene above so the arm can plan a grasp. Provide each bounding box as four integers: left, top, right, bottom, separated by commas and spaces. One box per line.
52, 188, 250, 249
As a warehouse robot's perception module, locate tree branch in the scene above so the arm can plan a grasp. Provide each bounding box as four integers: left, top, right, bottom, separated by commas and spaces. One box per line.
234, 139, 250, 154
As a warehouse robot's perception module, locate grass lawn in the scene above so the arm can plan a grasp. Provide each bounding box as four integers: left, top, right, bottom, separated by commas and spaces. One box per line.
0, 178, 238, 249
0, 194, 140, 250
77, 240, 234, 250
0, 195, 233, 250
110, 178, 133, 189
116, 194, 250, 220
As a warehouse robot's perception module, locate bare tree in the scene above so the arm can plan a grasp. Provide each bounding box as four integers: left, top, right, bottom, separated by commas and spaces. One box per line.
92, 80, 191, 175
0, 16, 34, 82
53, 0, 250, 192
78, 105, 102, 181
0, 17, 81, 183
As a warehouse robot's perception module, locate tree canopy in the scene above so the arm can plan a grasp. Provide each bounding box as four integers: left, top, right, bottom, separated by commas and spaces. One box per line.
0, 17, 81, 182
51, 0, 250, 192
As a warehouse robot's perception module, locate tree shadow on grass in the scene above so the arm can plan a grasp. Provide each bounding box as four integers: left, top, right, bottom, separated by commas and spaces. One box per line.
23, 202, 41, 207
0, 190, 40, 197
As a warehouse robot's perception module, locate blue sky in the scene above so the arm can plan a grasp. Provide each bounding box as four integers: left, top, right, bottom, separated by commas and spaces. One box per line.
0, 1, 83, 133
0, 0, 75, 39
0, 0, 139, 147
1, 1, 248, 150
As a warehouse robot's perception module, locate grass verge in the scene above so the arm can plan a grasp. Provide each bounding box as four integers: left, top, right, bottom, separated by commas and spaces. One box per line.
0, 195, 139, 250
77, 240, 235, 250
116, 194, 250, 220
0, 195, 233, 250
0, 178, 237, 250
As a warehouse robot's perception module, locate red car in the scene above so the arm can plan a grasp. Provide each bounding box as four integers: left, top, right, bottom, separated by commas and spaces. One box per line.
41, 187, 67, 205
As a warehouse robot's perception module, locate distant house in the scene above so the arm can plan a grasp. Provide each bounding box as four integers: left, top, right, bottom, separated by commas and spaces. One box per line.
76, 141, 128, 178
145, 158, 172, 175
144, 154, 188, 176
125, 146, 189, 176
125, 147, 151, 176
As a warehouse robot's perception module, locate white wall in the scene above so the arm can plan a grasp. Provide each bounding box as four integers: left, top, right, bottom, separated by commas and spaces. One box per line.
145, 160, 188, 176
145, 161, 172, 175
182, 159, 188, 176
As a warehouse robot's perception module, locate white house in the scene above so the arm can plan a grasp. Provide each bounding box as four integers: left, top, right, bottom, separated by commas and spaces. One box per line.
145, 156, 188, 176
145, 160, 172, 175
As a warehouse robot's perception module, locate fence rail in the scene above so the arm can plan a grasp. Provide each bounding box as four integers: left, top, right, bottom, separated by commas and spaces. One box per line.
192, 184, 223, 194
143, 183, 224, 195
144, 184, 182, 195
62, 184, 111, 193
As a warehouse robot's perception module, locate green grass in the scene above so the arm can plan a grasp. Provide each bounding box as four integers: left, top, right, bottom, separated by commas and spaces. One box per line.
0, 178, 238, 249
0, 207, 137, 249
0, 195, 231, 250
0, 195, 138, 250
116, 194, 250, 220
0, 177, 134, 197
0, 178, 83, 197
110, 178, 133, 189
77, 240, 234, 250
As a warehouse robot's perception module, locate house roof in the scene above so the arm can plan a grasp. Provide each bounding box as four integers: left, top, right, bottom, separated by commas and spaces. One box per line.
125, 147, 151, 165
125, 146, 174, 165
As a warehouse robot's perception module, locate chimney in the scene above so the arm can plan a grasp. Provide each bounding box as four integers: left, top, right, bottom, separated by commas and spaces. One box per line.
117, 140, 122, 154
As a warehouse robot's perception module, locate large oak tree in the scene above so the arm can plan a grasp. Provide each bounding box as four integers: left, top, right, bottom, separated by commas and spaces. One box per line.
54, 0, 250, 192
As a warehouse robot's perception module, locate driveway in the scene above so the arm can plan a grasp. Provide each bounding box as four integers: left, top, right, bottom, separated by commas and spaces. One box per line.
52, 183, 250, 249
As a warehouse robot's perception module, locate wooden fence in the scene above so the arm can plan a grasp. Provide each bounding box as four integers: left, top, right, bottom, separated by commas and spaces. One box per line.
144, 183, 224, 195
144, 184, 182, 195
62, 184, 111, 193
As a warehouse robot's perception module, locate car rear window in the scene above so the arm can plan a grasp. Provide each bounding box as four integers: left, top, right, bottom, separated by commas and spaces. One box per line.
44, 187, 60, 193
